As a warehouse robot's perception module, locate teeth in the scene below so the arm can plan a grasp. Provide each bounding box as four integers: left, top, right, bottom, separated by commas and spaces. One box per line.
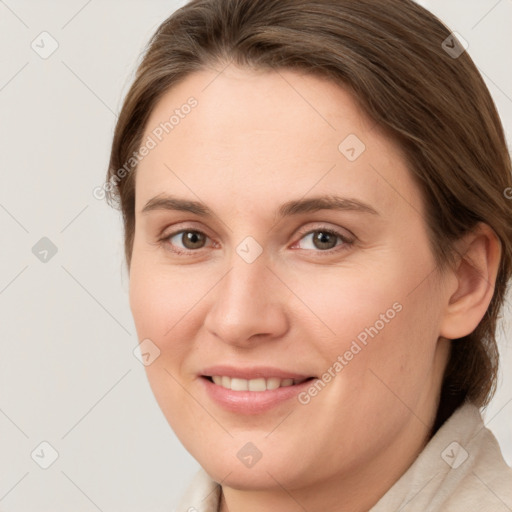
248, 378, 266, 391
209, 376, 304, 391
231, 378, 248, 391
266, 377, 281, 390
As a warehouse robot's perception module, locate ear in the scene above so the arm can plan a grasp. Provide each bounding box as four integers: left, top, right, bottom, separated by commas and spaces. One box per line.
439, 223, 502, 340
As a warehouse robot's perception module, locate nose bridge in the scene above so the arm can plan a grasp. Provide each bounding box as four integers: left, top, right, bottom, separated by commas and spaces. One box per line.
203, 248, 288, 345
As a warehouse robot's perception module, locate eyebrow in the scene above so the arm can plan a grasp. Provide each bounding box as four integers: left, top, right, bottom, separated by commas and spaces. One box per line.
141, 194, 379, 218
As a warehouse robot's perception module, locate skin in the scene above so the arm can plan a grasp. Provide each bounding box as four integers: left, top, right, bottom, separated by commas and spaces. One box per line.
129, 65, 501, 512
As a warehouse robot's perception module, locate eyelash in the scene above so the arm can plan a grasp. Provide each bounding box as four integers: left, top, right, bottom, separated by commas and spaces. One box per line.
158, 225, 354, 257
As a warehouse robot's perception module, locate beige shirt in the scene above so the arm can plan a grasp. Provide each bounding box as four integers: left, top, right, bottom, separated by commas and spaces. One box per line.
175, 403, 512, 511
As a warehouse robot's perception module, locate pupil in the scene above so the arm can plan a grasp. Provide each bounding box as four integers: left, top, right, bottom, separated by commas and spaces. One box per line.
315, 231, 336, 249
184, 231, 204, 249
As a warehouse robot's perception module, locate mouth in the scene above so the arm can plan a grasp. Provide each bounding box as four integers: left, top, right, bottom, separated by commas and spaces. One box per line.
201, 375, 314, 391
199, 367, 317, 414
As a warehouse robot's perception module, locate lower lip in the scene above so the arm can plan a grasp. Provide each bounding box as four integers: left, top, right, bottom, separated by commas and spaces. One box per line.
200, 377, 314, 414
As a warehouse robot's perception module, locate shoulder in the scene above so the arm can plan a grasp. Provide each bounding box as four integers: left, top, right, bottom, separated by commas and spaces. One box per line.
440, 403, 512, 511
371, 402, 512, 512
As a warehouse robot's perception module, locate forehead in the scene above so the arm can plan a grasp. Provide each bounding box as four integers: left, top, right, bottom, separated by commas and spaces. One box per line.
142, 66, 369, 155
134, 66, 422, 220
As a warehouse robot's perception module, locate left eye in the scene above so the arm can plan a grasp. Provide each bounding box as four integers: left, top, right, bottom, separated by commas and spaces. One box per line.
296, 229, 350, 251
167, 230, 210, 252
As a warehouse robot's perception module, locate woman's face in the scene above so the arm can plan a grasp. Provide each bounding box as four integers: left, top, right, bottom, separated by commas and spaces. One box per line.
129, 66, 454, 494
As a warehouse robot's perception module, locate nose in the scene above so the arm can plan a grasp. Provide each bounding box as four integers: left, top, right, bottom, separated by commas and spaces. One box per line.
202, 253, 289, 347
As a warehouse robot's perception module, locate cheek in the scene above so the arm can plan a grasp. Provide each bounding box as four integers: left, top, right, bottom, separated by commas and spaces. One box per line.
128, 255, 220, 396
129, 267, 166, 341
283, 260, 407, 350
128, 258, 193, 394
129, 255, 202, 344
299, 252, 442, 395
336, 275, 443, 418
128, 260, 206, 437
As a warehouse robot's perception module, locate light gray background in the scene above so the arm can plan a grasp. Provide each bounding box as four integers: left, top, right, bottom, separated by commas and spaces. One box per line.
0, 1, 511, 510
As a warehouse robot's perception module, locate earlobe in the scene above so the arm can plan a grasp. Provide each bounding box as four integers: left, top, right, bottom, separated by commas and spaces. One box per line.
439, 223, 501, 340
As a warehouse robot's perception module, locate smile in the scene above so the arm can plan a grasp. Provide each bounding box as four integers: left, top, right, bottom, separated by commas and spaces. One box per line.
199, 367, 316, 414
205, 375, 311, 391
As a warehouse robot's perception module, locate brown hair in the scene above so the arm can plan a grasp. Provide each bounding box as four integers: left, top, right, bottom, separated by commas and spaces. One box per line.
106, 0, 512, 421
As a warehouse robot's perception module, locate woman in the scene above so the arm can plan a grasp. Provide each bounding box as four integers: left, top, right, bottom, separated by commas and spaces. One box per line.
105, 0, 512, 510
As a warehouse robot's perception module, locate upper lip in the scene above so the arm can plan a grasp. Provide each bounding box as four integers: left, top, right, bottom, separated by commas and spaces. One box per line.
200, 365, 315, 380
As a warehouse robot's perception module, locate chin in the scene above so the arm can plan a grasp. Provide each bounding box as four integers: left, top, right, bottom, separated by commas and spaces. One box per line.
187, 435, 312, 491
204, 460, 299, 490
